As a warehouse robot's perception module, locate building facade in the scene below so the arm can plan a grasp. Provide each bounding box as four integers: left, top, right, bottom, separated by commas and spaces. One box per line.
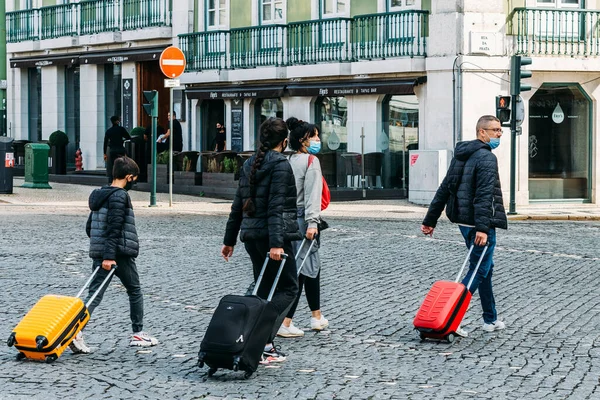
5, 0, 600, 206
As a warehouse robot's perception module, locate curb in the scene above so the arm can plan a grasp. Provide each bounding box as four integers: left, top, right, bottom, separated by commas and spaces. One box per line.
508, 215, 600, 221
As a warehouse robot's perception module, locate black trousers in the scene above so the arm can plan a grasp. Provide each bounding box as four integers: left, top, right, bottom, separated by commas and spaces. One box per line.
86, 257, 144, 333
286, 270, 321, 318
107, 149, 126, 183
244, 240, 298, 343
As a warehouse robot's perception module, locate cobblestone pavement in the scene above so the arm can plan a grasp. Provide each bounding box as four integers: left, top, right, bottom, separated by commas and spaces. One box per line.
2, 197, 600, 399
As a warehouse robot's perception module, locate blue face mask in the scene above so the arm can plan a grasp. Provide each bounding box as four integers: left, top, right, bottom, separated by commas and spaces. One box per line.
488, 137, 501, 150
307, 140, 321, 154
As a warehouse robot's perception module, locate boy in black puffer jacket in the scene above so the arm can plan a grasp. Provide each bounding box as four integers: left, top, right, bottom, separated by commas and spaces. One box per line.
69, 156, 158, 354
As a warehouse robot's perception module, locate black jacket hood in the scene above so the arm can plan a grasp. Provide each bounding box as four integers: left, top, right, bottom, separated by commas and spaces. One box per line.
242, 150, 287, 181
89, 186, 123, 211
454, 139, 490, 162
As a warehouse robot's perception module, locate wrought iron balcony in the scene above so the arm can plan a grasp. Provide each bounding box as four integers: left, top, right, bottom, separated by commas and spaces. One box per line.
510, 7, 600, 56
6, 0, 171, 43
179, 10, 429, 72
353, 10, 428, 59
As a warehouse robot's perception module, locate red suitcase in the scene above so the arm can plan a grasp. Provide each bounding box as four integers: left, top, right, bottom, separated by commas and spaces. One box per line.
413, 245, 488, 343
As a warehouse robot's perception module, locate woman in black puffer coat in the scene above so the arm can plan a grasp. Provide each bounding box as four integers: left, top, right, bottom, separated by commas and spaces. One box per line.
222, 117, 302, 363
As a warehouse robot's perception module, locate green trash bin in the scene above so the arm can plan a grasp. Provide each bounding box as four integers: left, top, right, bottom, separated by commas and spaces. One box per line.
22, 143, 52, 189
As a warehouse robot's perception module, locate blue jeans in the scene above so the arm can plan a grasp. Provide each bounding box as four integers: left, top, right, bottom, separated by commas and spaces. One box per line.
459, 226, 498, 324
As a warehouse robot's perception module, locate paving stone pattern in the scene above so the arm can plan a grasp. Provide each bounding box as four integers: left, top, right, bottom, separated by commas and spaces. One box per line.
1, 206, 600, 399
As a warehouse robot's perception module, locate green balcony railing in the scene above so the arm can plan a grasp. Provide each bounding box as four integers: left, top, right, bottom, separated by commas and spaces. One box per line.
40, 4, 77, 40
123, 0, 171, 30
180, 31, 230, 71
288, 18, 352, 64
80, 0, 119, 35
230, 25, 287, 68
353, 10, 428, 59
510, 7, 600, 56
6, 9, 39, 42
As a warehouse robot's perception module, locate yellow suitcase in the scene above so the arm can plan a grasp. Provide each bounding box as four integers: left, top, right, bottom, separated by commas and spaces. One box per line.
7, 266, 116, 363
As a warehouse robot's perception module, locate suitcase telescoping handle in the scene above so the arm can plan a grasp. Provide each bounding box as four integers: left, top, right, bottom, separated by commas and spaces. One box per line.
295, 238, 316, 277
75, 264, 118, 308
252, 254, 288, 302
455, 244, 489, 291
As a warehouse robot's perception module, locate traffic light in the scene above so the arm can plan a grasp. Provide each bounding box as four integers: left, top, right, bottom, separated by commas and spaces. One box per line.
510, 55, 532, 96
143, 90, 158, 118
495, 95, 511, 124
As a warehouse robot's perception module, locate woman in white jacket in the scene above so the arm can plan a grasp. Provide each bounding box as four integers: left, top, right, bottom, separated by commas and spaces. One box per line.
277, 117, 329, 338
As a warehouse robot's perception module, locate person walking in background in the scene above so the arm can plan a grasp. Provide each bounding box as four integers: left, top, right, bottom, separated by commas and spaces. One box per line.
215, 122, 226, 152
164, 111, 183, 152
277, 117, 328, 338
421, 115, 507, 336
221, 117, 302, 364
69, 156, 159, 354
103, 116, 131, 183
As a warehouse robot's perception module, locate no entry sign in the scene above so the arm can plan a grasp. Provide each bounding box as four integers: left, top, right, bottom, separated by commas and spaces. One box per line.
159, 46, 186, 79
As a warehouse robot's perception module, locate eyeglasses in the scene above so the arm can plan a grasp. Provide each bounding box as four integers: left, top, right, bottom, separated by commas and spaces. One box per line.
482, 128, 502, 133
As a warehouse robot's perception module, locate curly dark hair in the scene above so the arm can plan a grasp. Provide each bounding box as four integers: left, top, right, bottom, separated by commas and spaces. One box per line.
242, 117, 289, 216
286, 117, 318, 151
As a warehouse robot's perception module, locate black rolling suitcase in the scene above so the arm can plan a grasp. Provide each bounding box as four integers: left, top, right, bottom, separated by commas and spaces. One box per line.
198, 253, 289, 379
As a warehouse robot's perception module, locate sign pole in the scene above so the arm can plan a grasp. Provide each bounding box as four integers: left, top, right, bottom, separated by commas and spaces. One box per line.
150, 116, 157, 207
169, 87, 173, 207
509, 94, 517, 215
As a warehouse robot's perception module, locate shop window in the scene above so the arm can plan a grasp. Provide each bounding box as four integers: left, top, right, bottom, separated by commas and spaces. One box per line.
104, 64, 122, 128
255, 98, 283, 149
528, 84, 590, 200
382, 95, 418, 190
316, 96, 348, 188
28, 67, 42, 142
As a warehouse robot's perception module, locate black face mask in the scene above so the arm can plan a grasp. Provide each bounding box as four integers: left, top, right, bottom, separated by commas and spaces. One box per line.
124, 179, 136, 191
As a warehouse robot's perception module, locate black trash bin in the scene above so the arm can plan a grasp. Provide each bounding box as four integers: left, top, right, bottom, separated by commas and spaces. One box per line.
0, 137, 15, 194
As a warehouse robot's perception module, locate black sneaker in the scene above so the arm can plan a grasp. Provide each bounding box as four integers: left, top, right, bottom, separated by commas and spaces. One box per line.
263, 344, 287, 362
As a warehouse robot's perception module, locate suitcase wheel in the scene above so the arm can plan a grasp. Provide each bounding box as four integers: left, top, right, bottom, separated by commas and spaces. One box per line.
419, 332, 426, 341
446, 334, 455, 344
15, 352, 25, 361
207, 368, 217, 377
7, 333, 16, 347
232, 356, 241, 372
244, 371, 253, 380
198, 360, 204, 369
45, 355, 57, 364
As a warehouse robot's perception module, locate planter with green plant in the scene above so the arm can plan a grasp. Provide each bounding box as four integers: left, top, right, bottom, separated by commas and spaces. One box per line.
48, 130, 69, 175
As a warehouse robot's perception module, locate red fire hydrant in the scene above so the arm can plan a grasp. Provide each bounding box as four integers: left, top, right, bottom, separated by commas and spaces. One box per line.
75, 148, 83, 171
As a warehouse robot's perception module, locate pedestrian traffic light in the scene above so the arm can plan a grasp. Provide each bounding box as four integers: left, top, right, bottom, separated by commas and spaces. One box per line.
143, 90, 158, 118
510, 55, 532, 96
495, 95, 511, 124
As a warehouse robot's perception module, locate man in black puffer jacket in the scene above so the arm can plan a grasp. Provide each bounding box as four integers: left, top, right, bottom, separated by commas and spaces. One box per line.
69, 156, 159, 355
421, 115, 508, 336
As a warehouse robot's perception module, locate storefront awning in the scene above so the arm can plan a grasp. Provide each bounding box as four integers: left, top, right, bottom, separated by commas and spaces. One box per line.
286, 78, 425, 97
186, 86, 286, 100
10, 46, 167, 68
10, 54, 80, 68
80, 47, 166, 64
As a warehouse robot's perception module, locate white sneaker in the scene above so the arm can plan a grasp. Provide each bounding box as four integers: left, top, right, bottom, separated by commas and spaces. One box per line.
277, 322, 305, 338
310, 315, 329, 331
482, 320, 506, 333
130, 331, 159, 347
69, 331, 90, 354
455, 326, 468, 338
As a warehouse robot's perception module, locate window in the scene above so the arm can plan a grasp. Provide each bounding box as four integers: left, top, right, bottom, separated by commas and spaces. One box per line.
389, 0, 418, 11
322, 0, 347, 16
536, 0, 581, 7
207, 0, 227, 29
261, 0, 284, 24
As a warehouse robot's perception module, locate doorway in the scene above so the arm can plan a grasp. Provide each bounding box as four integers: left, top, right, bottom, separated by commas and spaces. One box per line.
200, 100, 225, 151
